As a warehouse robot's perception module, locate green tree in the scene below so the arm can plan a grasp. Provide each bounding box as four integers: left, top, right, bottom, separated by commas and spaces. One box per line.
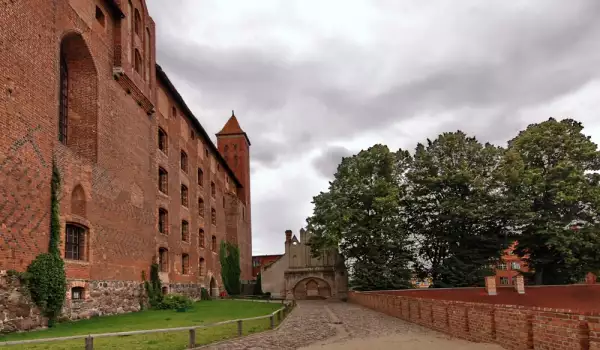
219, 241, 241, 295
307, 144, 414, 291
500, 118, 600, 284
405, 131, 509, 287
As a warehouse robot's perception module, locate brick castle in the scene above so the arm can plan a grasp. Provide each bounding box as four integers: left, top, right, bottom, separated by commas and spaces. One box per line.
0, 0, 252, 319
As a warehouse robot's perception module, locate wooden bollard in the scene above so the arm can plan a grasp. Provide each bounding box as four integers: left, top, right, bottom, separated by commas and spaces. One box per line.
237, 320, 243, 336
85, 336, 94, 350
269, 315, 275, 329
277, 310, 281, 322
188, 329, 196, 348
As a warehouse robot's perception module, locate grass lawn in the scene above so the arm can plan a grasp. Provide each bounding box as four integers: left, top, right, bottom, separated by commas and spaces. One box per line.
0, 300, 285, 350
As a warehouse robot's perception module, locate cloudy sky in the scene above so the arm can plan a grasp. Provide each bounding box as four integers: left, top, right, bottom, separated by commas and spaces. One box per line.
145, 0, 600, 255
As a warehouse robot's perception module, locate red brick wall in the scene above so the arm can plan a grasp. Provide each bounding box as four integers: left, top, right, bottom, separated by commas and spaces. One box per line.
0, 0, 252, 290
349, 290, 600, 350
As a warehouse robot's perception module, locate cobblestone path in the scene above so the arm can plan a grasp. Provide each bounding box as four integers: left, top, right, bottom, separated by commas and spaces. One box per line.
197, 301, 502, 350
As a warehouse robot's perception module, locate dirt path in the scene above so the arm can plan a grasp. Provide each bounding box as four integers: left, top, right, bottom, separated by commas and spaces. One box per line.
198, 300, 502, 350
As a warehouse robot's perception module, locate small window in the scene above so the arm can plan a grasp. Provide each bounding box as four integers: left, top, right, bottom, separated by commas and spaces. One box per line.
134, 49, 142, 74
205, 148, 208, 157
181, 151, 188, 172
161, 286, 168, 295
500, 277, 510, 285
211, 182, 216, 198
65, 224, 86, 261
211, 208, 216, 226
159, 208, 168, 234
199, 229, 205, 248
158, 128, 167, 153
234, 155, 239, 166
158, 168, 168, 194
171, 106, 177, 118
71, 287, 85, 300
511, 262, 521, 270
159, 247, 168, 272
211, 235, 217, 251
181, 220, 189, 242
224, 145, 229, 153
181, 184, 188, 207
497, 263, 507, 271
223, 197, 225, 209
198, 168, 203, 186
134, 9, 141, 35
95, 6, 105, 26
198, 198, 204, 217
182, 254, 189, 275
199, 257, 205, 275
234, 144, 237, 150
190, 130, 195, 140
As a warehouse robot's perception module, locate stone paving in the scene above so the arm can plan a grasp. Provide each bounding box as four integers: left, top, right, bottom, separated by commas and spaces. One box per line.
197, 300, 502, 350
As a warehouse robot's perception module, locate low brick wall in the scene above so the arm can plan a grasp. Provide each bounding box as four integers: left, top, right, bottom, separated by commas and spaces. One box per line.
349, 290, 600, 350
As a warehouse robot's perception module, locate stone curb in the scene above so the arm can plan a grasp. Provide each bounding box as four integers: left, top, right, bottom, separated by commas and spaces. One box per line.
191, 303, 296, 349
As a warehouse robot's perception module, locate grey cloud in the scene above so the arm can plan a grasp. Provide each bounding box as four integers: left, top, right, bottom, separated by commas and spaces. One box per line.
312, 146, 353, 178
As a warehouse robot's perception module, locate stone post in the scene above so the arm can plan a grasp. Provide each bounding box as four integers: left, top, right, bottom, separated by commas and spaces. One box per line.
484, 276, 497, 296
514, 275, 525, 294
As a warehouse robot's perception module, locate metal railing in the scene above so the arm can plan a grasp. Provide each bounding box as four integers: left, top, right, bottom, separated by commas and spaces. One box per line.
0, 300, 296, 349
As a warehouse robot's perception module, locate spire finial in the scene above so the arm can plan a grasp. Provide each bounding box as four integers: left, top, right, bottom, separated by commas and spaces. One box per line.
232, 110, 235, 117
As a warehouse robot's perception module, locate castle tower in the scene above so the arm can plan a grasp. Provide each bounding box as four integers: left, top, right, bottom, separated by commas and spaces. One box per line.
217, 111, 252, 279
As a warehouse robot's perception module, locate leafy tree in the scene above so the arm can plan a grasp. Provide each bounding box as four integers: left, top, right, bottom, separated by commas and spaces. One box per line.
500, 118, 600, 284
307, 144, 414, 290
405, 131, 509, 287
219, 241, 241, 295
144, 263, 163, 308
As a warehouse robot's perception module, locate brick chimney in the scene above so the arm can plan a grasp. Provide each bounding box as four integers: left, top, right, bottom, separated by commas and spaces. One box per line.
514, 275, 525, 294
485, 276, 497, 296
285, 229, 292, 243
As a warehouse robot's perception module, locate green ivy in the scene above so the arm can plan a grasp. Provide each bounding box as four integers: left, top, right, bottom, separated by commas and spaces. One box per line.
25, 160, 67, 326
219, 241, 241, 295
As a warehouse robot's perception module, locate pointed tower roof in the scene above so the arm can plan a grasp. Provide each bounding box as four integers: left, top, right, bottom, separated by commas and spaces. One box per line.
216, 110, 251, 145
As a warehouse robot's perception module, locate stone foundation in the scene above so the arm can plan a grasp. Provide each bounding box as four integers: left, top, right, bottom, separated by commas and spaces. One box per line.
0, 273, 46, 334
0, 273, 208, 334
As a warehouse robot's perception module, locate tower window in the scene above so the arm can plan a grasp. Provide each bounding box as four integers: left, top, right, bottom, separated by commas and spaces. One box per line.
158, 128, 167, 153
199, 229, 205, 248
65, 223, 86, 261
158, 247, 168, 272
158, 208, 168, 234
158, 167, 168, 194
95, 6, 105, 26
199, 257, 205, 275
182, 254, 189, 275
198, 198, 204, 217
181, 151, 188, 172
171, 106, 177, 118
211, 208, 216, 226
211, 182, 215, 198
134, 49, 142, 74
181, 220, 189, 242
134, 9, 141, 35
198, 168, 203, 186
181, 184, 188, 207
211, 235, 217, 252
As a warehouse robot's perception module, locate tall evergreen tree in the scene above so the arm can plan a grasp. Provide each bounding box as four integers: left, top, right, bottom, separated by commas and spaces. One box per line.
499, 118, 600, 284
307, 144, 414, 291
405, 131, 508, 287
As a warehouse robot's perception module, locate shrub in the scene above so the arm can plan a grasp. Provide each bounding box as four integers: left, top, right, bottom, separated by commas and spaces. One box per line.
159, 294, 193, 311
219, 241, 241, 295
26, 253, 67, 325
200, 288, 210, 300
144, 263, 163, 309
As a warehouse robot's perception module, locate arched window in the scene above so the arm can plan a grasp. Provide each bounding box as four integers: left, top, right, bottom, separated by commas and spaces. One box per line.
199, 229, 205, 248
198, 198, 204, 217
65, 223, 87, 261
181, 184, 188, 207
211, 182, 215, 198
180, 150, 188, 172
145, 28, 151, 82
211, 235, 217, 252
158, 247, 168, 272
134, 9, 141, 36
158, 208, 168, 234
158, 128, 167, 153
71, 287, 85, 300
71, 185, 86, 217
197, 168, 203, 186
211, 208, 216, 226
134, 49, 142, 74
199, 257, 205, 275
181, 220, 189, 242
182, 254, 189, 275
59, 54, 68, 144
158, 167, 168, 194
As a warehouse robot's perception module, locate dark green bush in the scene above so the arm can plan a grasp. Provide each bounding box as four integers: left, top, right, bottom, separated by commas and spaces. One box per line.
144, 263, 163, 309
200, 287, 210, 300
159, 294, 193, 311
26, 253, 67, 325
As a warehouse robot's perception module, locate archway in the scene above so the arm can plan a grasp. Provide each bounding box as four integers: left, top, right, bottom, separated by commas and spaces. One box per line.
293, 277, 331, 300
59, 32, 98, 161
209, 276, 217, 297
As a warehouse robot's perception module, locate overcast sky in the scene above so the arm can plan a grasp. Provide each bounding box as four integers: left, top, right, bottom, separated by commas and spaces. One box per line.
145, 0, 600, 255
